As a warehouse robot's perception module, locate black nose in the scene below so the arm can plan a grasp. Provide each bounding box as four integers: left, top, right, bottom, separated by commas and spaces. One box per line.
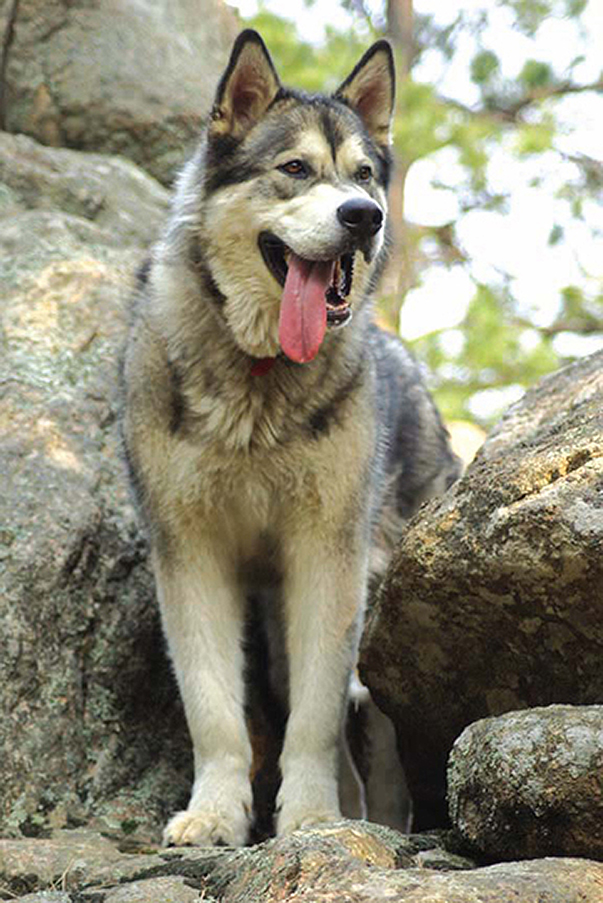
337, 198, 383, 238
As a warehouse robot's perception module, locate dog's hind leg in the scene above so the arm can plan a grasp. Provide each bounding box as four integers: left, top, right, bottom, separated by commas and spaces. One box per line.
155, 542, 253, 847
276, 530, 368, 836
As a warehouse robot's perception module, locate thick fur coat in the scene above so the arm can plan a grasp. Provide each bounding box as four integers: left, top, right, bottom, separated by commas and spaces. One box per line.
120, 30, 460, 846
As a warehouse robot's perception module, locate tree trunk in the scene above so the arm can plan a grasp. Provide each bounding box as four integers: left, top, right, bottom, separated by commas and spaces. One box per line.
380, 0, 414, 330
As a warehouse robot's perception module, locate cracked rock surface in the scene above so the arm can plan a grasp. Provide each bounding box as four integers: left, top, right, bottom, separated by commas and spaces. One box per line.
3, 826, 603, 903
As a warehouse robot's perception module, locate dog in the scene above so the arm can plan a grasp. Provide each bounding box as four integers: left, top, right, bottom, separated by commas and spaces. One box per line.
120, 29, 460, 846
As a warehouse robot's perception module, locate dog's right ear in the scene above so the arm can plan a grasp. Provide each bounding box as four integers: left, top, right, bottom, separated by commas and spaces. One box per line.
210, 30, 281, 139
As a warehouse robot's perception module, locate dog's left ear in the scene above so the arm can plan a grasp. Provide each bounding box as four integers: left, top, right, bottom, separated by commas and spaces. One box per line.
211, 30, 281, 139
335, 41, 395, 146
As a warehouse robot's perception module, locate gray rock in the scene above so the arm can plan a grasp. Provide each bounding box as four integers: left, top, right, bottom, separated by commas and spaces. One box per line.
0, 132, 169, 245
93, 876, 205, 903
0, 141, 189, 840
0, 823, 468, 899
359, 350, 603, 828
0, 830, 162, 896
9, 895, 71, 903
322, 859, 603, 903
1, 0, 239, 184
448, 705, 603, 860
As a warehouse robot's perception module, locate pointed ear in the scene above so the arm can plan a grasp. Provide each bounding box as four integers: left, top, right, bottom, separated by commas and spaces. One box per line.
211, 30, 281, 139
335, 41, 395, 146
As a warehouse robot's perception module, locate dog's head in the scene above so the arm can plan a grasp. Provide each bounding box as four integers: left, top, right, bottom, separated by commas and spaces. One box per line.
201, 30, 395, 362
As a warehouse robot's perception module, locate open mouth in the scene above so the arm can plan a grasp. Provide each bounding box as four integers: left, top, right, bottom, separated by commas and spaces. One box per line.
259, 231, 353, 328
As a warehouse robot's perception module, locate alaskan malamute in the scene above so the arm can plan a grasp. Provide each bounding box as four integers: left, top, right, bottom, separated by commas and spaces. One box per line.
120, 29, 459, 846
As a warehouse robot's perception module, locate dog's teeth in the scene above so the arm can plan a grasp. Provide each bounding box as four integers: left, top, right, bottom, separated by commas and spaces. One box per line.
333, 259, 341, 289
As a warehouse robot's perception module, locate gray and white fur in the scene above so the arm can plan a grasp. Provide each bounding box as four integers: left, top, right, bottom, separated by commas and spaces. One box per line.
120, 30, 460, 846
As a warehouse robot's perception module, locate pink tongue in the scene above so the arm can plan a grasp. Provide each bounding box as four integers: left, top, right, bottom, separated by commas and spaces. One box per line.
278, 253, 333, 363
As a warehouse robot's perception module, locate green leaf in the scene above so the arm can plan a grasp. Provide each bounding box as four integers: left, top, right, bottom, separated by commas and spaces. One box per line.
548, 224, 564, 245
515, 122, 554, 155
471, 50, 500, 84
566, 0, 588, 16
506, 0, 552, 36
519, 59, 554, 89
393, 82, 452, 162
561, 285, 585, 317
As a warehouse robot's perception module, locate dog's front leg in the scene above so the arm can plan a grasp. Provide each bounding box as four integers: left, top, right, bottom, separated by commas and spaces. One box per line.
277, 530, 368, 835
155, 543, 252, 847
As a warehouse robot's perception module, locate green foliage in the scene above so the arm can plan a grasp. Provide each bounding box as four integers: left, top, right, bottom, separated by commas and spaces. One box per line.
393, 82, 451, 161
240, 0, 602, 428
243, 10, 371, 92
519, 59, 554, 88
515, 119, 554, 154
504, 0, 589, 33
410, 284, 560, 424
471, 50, 500, 84
561, 284, 585, 317
415, 13, 458, 62
548, 224, 564, 245
504, 0, 554, 35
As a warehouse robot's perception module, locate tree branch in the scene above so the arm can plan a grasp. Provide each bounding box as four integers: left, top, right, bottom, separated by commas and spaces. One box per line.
514, 315, 603, 338
438, 78, 603, 125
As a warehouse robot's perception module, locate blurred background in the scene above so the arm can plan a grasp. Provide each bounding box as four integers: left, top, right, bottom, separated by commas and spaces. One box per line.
234, 0, 602, 436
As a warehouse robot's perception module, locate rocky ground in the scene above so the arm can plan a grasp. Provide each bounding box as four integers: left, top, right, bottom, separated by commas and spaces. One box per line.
1, 2, 602, 900
3, 823, 603, 902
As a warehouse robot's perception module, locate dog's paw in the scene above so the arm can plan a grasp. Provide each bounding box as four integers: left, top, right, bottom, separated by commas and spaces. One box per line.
276, 777, 341, 837
276, 803, 341, 837
164, 761, 253, 847
277, 756, 340, 837
163, 805, 249, 847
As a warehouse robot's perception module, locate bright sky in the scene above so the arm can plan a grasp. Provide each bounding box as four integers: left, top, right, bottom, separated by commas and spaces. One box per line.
233, 0, 602, 387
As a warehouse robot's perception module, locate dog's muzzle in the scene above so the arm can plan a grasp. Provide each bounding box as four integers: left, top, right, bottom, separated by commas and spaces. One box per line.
259, 232, 355, 327
258, 197, 384, 362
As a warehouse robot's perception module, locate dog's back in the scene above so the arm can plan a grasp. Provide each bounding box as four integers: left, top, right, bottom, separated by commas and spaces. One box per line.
369, 324, 460, 572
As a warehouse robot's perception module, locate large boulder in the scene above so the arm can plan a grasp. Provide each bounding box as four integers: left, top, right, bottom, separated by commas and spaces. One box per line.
0, 134, 194, 839
0, 132, 168, 245
448, 705, 603, 861
360, 350, 603, 828
1, 0, 239, 184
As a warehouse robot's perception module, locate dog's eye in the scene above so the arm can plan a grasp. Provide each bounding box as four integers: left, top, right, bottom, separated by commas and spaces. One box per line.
356, 165, 373, 183
279, 160, 308, 179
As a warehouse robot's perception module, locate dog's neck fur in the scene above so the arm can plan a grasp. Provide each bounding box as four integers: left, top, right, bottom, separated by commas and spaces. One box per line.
142, 146, 375, 453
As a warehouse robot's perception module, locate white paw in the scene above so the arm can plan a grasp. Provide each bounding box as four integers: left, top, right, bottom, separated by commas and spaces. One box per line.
277, 803, 341, 837
164, 759, 253, 847
276, 765, 340, 837
163, 804, 249, 847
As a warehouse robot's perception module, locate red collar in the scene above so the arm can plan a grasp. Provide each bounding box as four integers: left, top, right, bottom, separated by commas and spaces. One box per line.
250, 357, 276, 376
